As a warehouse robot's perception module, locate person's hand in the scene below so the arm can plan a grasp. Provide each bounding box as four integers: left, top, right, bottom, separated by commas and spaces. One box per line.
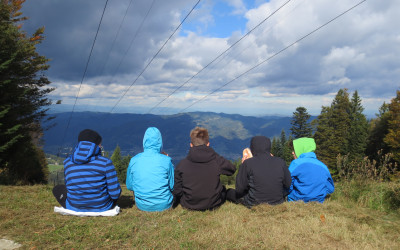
242, 154, 250, 163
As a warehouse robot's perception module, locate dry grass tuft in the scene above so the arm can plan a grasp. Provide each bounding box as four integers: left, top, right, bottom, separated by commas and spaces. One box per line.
1, 185, 399, 249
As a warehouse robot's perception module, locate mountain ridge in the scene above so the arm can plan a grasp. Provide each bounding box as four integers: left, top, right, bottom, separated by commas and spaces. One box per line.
42, 111, 302, 162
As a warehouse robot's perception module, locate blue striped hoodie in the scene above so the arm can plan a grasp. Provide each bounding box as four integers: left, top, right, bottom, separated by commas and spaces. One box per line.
64, 141, 121, 212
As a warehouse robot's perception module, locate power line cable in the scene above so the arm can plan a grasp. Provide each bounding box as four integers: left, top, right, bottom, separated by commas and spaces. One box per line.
146, 0, 293, 113
92, 0, 154, 112
83, 0, 135, 113
58, 0, 109, 156
109, 0, 201, 113
110, 0, 155, 79
157, 0, 306, 112
99, 0, 135, 78
179, 0, 367, 113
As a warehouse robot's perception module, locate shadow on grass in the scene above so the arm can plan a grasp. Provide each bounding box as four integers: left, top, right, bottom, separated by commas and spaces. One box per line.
118, 195, 135, 209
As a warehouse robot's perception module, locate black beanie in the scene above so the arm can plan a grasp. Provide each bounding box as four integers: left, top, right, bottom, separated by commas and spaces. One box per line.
78, 129, 102, 145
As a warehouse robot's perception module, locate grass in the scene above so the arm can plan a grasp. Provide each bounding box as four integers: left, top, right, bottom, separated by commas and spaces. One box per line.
1, 185, 400, 249
331, 180, 400, 212
48, 164, 63, 172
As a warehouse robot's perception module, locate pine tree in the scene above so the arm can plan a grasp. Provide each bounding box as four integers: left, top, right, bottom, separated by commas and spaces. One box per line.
120, 155, 131, 183
0, 1, 53, 184
111, 145, 123, 182
347, 91, 368, 161
271, 137, 280, 157
314, 89, 351, 173
290, 107, 313, 139
279, 129, 292, 165
366, 102, 390, 161
384, 90, 400, 163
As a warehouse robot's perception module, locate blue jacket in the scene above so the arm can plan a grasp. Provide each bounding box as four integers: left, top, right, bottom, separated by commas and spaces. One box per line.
288, 152, 334, 203
64, 141, 121, 212
126, 127, 174, 212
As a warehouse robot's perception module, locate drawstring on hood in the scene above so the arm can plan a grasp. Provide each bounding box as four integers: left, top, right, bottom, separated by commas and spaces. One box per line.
250, 136, 271, 156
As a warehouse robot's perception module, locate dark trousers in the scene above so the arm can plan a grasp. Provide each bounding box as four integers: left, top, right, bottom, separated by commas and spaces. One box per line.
226, 188, 250, 208
52, 184, 67, 208
173, 186, 229, 211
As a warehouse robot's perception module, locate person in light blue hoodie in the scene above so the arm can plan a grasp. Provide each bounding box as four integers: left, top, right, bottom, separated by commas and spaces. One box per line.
287, 137, 334, 203
126, 127, 174, 212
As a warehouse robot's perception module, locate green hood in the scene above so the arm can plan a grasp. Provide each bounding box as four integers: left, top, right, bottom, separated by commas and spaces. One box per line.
293, 138, 316, 158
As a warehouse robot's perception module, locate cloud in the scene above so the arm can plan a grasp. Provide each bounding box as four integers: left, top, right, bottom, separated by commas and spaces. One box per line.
21, 0, 400, 116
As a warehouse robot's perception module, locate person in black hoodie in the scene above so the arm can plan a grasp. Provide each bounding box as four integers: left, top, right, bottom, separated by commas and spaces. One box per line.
173, 127, 236, 211
227, 136, 291, 207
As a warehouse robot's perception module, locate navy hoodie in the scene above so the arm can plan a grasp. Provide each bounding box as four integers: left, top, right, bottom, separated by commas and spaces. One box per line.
235, 136, 291, 206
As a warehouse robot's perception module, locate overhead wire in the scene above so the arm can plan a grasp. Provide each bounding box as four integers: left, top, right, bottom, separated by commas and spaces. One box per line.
178, 0, 367, 113
98, 0, 135, 80
109, 0, 202, 113
82, 0, 135, 113
110, 0, 156, 79
154, 0, 306, 112
58, 0, 109, 156
146, 0, 293, 114
92, 0, 155, 112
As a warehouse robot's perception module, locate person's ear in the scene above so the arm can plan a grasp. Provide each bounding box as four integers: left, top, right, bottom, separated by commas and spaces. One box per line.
190, 143, 193, 148
206, 142, 210, 147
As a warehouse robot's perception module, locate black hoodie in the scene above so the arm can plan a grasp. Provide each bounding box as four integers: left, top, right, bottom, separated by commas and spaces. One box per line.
235, 136, 291, 206
173, 145, 236, 210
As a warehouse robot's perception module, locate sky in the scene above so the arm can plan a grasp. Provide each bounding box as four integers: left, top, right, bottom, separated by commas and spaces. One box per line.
20, 0, 400, 117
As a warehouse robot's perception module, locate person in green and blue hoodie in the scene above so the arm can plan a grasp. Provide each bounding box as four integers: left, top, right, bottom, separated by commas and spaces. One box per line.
126, 127, 174, 212
288, 137, 334, 203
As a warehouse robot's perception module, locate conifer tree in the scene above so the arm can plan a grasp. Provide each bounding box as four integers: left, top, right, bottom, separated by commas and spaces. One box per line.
111, 145, 123, 182
270, 130, 292, 165
290, 107, 313, 138
0, 0, 53, 184
384, 90, 400, 163
347, 91, 368, 161
271, 137, 280, 157
120, 155, 131, 182
366, 102, 390, 161
279, 129, 292, 165
314, 89, 351, 173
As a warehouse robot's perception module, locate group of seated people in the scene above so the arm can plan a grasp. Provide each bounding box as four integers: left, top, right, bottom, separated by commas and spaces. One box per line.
52, 127, 335, 213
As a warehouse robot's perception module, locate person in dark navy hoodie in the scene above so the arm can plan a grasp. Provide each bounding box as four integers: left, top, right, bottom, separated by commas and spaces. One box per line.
227, 136, 291, 207
52, 129, 121, 212
173, 127, 236, 211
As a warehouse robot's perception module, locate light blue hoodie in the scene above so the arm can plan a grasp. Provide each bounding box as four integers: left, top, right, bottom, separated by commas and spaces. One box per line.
126, 127, 174, 212
288, 138, 334, 203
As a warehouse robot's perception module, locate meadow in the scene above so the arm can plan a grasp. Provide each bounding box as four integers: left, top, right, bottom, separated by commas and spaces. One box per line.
1, 183, 399, 249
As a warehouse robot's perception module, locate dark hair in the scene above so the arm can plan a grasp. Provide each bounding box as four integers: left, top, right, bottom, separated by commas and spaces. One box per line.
190, 127, 209, 146
78, 129, 102, 145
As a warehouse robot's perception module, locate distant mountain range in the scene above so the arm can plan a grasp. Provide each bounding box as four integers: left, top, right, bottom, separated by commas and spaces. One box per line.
42, 111, 300, 164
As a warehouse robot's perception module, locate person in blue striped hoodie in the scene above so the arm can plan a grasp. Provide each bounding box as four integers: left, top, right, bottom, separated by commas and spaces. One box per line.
126, 127, 174, 212
52, 129, 121, 212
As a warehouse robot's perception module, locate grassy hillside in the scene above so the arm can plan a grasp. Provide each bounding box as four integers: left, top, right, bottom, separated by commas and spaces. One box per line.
1, 185, 399, 249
